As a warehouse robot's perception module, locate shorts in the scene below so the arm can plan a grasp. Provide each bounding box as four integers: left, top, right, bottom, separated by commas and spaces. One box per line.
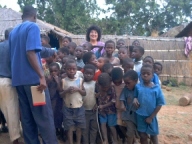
63, 106, 86, 130
136, 114, 159, 135
99, 113, 117, 127
124, 120, 139, 138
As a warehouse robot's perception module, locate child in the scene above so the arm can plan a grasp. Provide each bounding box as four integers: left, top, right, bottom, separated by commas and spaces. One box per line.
138, 56, 160, 85
104, 40, 120, 66
68, 42, 77, 56
118, 46, 129, 65
154, 62, 163, 85
129, 40, 140, 57
133, 64, 165, 144
44, 53, 57, 77
57, 47, 69, 64
122, 58, 134, 73
111, 68, 127, 142
82, 64, 98, 144
101, 63, 114, 76
75, 46, 85, 70
97, 57, 109, 71
60, 59, 86, 144
118, 70, 139, 144
97, 73, 118, 144
46, 62, 63, 137
83, 52, 101, 81
82, 42, 92, 53
131, 46, 144, 72
113, 39, 126, 57
62, 36, 72, 47
41, 35, 51, 47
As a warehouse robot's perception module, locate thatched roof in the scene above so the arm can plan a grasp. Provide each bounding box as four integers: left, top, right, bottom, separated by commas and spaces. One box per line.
175, 22, 192, 38
0, 8, 73, 40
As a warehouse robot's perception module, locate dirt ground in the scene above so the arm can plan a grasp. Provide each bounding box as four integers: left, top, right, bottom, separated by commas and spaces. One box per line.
0, 85, 192, 144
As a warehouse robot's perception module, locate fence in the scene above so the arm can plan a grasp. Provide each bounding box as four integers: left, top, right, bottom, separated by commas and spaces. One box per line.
70, 35, 192, 86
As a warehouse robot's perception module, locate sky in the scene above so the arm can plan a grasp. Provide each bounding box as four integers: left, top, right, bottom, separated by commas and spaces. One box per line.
0, 0, 112, 18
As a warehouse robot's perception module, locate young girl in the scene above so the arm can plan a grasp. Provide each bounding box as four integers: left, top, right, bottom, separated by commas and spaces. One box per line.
60, 59, 86, 144
83, 52, 101, 81
134, 64, 165, 144
104, 40, 120, 66
46, 63, 63, 137
118, 46, 129, 65
138, 56, 159, 85
97, 73, 118, 144
82, 64, 98, 144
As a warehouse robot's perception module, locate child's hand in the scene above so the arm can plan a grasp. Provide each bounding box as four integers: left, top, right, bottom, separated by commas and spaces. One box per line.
53, 75, 59, 83
92, 104, 98, 112
98, 105, 104, 111
68, 86, 80, 94
145, 117, 153, 124
133, 98, 140, 108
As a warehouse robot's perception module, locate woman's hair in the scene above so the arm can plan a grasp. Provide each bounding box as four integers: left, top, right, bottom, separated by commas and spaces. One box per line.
49, 62, 60, 70
84, 64, 96, 73
98, 73, 111, 87
123, 70, 138, 81
111, 67, 123, 81
63, 36, 72, 42
143, 56, 154, 64
86, 25, 101, 42
83, 52, 94, 64
105, 40, 115, 48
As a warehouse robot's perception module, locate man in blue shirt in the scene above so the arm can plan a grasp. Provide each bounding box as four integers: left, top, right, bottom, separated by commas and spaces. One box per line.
0, 28, 22, 144
9, 6, 58, 144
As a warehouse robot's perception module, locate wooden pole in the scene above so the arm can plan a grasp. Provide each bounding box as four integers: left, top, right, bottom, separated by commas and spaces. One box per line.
179, 94, 192, 106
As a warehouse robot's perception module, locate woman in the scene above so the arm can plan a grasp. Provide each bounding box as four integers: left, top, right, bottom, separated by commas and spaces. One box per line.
86, 25, 105, 58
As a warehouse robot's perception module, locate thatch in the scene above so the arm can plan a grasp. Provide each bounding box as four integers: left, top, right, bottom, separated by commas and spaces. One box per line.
161, 23, 188, 37
175, 22, 192, 38
0, 8, 73, 40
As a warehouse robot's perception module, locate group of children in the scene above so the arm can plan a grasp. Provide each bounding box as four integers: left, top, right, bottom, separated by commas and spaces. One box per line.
41, 35, 165, 144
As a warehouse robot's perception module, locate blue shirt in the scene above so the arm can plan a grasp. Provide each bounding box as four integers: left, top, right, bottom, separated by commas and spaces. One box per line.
134, 83, 165, 116
0, 40, 11, 78
120, 87, 137, 124
9, 21, 42, 86
138, 72, 159, 85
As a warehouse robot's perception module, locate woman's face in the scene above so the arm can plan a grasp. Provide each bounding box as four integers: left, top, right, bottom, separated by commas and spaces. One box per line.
89, 30, 98, 41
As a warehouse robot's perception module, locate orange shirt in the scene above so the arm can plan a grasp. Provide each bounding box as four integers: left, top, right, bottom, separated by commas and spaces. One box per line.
81, 69, 101, 81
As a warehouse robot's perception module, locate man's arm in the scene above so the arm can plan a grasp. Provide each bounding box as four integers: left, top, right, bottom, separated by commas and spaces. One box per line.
27, 50, 46, 92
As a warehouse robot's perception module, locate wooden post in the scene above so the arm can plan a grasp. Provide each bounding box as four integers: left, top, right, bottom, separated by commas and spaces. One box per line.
179, 94, 192, 106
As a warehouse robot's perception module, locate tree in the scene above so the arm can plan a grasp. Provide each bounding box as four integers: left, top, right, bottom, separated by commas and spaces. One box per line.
106, 0, 192, 36
17, 0, 101, 34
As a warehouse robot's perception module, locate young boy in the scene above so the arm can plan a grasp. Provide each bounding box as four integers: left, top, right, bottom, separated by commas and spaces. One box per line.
118, 70, 139, 144
101, 63, 114, 76
122, 58, 134, 73
68, 42, 77, 56
97, 57, 109, 71
131, 46, 145, 73
75, 46, 85, 70
60, 59, 86, 144
154, 62, 163, 85
118, 46, 129, 65
113, 39, 126, 57
97, 73, 118, 144
57, 47, 69, 64
41, 35, 50, 47
62, 36, 72, 47
82, 64, 98, 144
82, 42, 92, 53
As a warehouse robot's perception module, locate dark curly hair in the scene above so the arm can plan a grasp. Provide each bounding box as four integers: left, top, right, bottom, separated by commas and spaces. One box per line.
86, 25, 102, 42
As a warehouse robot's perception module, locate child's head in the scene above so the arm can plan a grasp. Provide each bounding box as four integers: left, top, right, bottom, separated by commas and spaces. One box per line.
105, 40, 116, 56
131, 46, 144, 60
83, 64, 96, 82
98, 73, 111, 92
57, 47, 69, 58
101, 63, 113, 76
118, 46, 128, 61
123, 70, 138, 90
97, 57, 109, 70
49, 62, 60, 77
122, 58, 134, 73
62, 36, 72, 47
116, 39, 125, 50
111, 67, 123, 86
65, 59, 77, 79
141, 64, 154, 83
132, 40, 140, 46
68, 42, 77, 55
154, 62, 163, 76
41, 35, 50, 46
75, 46, 84, 60
82, 42, 92, 53
143, 56, 154, 66
45, 53, 56, 65
83, 52, 98, 67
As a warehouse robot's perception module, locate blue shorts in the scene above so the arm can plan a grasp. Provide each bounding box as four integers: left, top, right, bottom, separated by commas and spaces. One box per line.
99, 114, 117, 127
137, 114, 159, 135
63, 106, 86, 130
